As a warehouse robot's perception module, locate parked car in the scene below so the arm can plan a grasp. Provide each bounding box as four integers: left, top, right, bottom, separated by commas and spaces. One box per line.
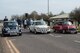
53, 21, 77, 34
29, 20, 51, 33
2, 21, 22, 36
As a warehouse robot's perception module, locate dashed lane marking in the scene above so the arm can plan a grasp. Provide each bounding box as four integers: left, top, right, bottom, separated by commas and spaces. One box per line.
49, 34, 54, 36
54, 36, 62, 38
77, 33, 80, 34
74, 40, 80, 43
49, 34, 62, 38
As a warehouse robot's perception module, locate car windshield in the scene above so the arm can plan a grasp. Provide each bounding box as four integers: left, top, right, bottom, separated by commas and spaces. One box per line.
4, 22, 17, 27
33, 21, 46, 25
63, 21, 72, 25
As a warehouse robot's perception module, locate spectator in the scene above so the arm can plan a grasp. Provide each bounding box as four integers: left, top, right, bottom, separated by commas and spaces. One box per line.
23, 19, 27, 28
17, 18, 22, 27
3, 16, 8, 21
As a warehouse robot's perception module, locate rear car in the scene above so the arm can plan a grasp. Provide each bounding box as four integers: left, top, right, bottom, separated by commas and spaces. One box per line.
2, 21, 22, 36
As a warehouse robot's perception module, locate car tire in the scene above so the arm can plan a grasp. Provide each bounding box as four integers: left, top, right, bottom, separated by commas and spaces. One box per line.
29, 28, 32, 32
62, 30, 65, 34
2, 31, 5, 37
74, 32, 77, 34
34, 29, 37, 34
19, 33, 22, 36
1, 34, 4, 37
53, 29, 57, 32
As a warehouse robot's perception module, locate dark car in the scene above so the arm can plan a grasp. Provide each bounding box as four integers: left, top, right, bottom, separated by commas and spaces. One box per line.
2, 21, 22, 36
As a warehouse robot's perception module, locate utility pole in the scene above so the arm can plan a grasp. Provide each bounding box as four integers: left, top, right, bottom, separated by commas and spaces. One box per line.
48, 0, 49, 16
47, 0, 50, 26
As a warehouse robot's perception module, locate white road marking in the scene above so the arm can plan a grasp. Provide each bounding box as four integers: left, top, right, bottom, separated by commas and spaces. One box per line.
54, 36, 62, 38
49, 34, 54, 36
49, 34, 62, 38
74, 40, 80, 43
77, 33, 80, 34
11, 39, 16, 41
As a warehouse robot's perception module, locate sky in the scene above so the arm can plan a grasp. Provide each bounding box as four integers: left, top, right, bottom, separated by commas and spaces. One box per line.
0, 0, 80, 20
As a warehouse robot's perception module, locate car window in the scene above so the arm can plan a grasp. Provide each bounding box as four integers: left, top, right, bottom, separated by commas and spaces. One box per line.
63, 21, 72, 25
4, 22, 18, 27
33, 21, 47, 25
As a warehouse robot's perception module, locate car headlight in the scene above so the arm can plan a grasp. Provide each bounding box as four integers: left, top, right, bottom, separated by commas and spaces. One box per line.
4, 28, 10, 31
35, 27, 39, 30
47, 27, 50, 30
5, 28, 9, 31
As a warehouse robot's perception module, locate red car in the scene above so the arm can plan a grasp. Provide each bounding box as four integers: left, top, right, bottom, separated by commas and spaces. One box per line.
53, 21, 77, 34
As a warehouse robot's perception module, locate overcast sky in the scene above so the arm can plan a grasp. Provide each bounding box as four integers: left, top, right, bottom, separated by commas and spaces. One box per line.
0, 0, 80, 20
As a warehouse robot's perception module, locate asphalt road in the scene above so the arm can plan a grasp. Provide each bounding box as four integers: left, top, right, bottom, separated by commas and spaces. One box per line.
1, 29, 80, 53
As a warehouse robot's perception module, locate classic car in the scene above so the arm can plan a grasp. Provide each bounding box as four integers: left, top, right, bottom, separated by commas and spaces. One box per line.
2, 21, 22, 36
29, 20, 51, 33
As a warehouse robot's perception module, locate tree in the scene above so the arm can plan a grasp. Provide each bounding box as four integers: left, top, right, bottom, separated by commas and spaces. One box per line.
11, 15, 20, 20
59, 11, 65, 15
40, 13, 48, 21
49, 12, 54, 17
70, 7, 80, 24
29, 11, 39, 20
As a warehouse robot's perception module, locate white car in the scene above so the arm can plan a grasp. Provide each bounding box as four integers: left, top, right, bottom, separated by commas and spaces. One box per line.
29, 20, 51, 33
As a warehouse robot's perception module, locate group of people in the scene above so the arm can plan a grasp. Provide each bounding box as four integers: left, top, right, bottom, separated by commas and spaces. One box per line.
23, 19, 33, 28
3, 17, 32, 29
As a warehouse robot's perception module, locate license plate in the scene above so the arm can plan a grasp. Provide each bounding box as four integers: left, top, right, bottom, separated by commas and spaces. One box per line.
10, 33, 17, 35
71, 31, 75, 33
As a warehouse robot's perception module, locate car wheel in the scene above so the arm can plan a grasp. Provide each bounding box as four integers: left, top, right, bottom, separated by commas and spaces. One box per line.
2, 31, 5, 37
18, 33, 22, 36
29, 28, 32, 32
34, 29, 37, 34
62, 30, 65, 34
1, 34, 4, 37
74, 32, 77, 34
53, 29, 57, 32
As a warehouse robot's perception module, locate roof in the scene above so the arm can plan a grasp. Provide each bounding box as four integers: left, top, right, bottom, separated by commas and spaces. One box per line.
50, 13, 69, 19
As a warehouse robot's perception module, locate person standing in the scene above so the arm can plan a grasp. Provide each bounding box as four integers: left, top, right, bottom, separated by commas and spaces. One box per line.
3, 16, 8, 21
23, 19, 27, 28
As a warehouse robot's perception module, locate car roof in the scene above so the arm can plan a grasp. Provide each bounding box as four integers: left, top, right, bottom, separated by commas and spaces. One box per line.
4, 21, 16, 23
32, 20, 45, 22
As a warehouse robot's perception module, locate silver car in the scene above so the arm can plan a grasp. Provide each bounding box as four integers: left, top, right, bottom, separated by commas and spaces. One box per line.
2, 21, 22, 36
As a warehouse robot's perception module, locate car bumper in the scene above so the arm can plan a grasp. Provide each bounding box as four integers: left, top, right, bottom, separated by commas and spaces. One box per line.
66, 30, 77, 33
3, 32, 21, 35
36, 29, 51, 33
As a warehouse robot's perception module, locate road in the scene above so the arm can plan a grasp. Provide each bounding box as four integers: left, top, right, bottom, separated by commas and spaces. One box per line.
1, 29, 80, 53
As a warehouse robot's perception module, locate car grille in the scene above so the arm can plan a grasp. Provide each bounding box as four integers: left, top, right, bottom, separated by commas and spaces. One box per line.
10, 27, 16, 30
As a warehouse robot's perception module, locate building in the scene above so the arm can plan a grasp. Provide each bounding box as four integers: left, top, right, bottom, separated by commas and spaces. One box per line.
50, 13, 70, 22
49, 13, 78, 26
